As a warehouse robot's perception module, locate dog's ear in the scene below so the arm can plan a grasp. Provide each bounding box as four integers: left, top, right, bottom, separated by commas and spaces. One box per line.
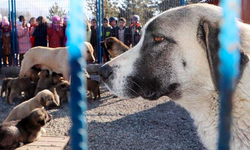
37, 118, 46, 126
197, 19, 249, 91
40, 96, 46, 106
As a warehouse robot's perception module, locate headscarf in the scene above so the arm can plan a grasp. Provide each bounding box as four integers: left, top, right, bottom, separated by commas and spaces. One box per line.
52, 15, 61, 30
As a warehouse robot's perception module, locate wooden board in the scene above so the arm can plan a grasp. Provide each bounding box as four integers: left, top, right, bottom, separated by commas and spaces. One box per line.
15, 136, 70, 150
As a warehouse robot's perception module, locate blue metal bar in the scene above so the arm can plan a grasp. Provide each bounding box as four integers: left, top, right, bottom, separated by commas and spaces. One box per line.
218, 0, 241, 150
11, 0, 16, 66
14, 0, 17, 66
67, 0, 87, 149
98, 0, 102, 63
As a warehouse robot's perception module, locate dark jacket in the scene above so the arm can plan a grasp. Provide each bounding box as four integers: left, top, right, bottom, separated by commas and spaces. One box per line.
117, 26, 130, 47
101, 26, 111, 41
90, 25, 97, 47
128, 23, 142, 47
110, 26, 119, 38
33, 24, 47, 47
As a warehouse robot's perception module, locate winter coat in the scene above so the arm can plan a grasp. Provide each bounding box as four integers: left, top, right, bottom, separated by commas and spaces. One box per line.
47, 27, 63, 48
117, 26, 130, 47
101, 26, 111, 41
32, 24, 47, 47
17, 25, 31, 54
90, 26, 97, 47
1, 27, 11, 55
29, 25, 36, 47
129, 23, 142, 47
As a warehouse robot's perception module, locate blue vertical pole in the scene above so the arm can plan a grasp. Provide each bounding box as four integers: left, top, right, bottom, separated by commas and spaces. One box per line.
14, 0, 17, 66
11, 0, 16, 66
98, 0, 102, 63
218, 0, 241, 150
95, 0, 99, 63
67, 0, 87, 149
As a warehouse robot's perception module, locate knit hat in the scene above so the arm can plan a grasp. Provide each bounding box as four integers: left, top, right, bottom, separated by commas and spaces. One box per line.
132, 15, 140, 22
109, 17, 117, 23
52, 15, 61, 23
2, 17, 9, 27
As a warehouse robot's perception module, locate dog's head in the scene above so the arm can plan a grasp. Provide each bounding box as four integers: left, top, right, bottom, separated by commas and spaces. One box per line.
29, 108, 52, 127
101, 37, 129, 58
52, 72, 64, 85
84, 42, 96, 63
53, 81, 70, 103
99, 4, 249, 101
39, 69, 50, 78
38, 89, 60, 108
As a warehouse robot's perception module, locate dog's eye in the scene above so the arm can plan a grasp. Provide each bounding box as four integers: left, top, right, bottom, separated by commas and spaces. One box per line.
154, 36, 164, 42
87, 51, 90, 53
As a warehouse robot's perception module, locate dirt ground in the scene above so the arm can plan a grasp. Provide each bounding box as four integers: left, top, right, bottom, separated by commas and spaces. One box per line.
0, 78, 206, 150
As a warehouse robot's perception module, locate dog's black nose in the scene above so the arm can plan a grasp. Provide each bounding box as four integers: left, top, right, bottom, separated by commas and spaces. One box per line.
99, 65, 113, 80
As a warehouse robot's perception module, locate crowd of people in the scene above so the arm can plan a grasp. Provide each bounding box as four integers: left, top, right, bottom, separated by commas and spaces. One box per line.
0, 13, 142, 67
0, 14, 68, 67
90, 15, 142, 62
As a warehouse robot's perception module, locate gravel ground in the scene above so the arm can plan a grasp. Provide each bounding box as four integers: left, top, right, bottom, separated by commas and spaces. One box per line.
0, 78, 206, 150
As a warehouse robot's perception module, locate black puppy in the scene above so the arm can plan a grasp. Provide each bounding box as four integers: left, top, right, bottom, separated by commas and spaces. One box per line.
0, 108, 52, 149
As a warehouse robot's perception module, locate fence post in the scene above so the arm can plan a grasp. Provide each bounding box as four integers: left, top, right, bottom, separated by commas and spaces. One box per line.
67, 0, 88, 149
218, 0, 241, 149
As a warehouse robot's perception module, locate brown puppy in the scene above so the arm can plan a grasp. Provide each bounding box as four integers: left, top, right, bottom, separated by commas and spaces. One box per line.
0, 108, 52, 150
87, 77, 101, 100
19, 42, 95, 81
101, 37, 129, 58
3, 89, 57, 123
1, 77, 16, 97
6, 77, 37, 104
35, 70, 52, 95
24, 66, 41, 83
49, 80, 70, 104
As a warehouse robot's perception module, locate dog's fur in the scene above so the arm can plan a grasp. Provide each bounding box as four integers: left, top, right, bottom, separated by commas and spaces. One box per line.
99, 4, 250, 150
49, 80, 70, 104
6, 77, 37, 104
24, 67, 41, 83
19, 42, 95, 81
3, 89, 57, 123
1, 77, 16, 97
86, 76, 100, 100
101, 37, 129, 58
0, 108, 52, 150
35, 70, 52, 95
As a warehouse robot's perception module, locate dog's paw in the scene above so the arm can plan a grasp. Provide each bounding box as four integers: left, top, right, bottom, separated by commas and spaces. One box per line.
41, 127, 46, 134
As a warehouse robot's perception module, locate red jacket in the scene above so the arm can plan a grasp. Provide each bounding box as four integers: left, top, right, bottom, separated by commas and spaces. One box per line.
47, 27, 63, 48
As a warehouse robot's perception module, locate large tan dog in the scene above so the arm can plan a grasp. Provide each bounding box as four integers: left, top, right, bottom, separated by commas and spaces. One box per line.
99, 4, 250, 150
0, 108, 52, 149
101, 37, 129, 58
19, 42, 95, 81
3, 89, 58, 123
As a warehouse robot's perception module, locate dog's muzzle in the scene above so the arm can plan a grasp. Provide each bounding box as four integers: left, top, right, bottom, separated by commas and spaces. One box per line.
99, 64, 113, 81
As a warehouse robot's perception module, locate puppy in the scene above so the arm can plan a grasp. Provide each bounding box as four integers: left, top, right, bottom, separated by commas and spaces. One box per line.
49, 80, 70, 104
0, 108, 52, 150
52, 72, 64, 85
4, 89, 58, 123
6, 77, 37, 104
19, 42, 95, 81
24, 66, 41, 83
1, 77, 16, 97
86, 77, 101, 100
101, 37, 129, 58
35, 69, 52, 95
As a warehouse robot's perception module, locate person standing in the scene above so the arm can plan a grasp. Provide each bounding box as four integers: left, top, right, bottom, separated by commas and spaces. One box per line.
90, 18, 97, 59
1, 17, 12, 66
117, 17, 130, 47
17, 16, 31, 65
29, 17, 36, 47
47, 15, 63, 48
129, 15, 142, 47
32, 16, 48, 47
